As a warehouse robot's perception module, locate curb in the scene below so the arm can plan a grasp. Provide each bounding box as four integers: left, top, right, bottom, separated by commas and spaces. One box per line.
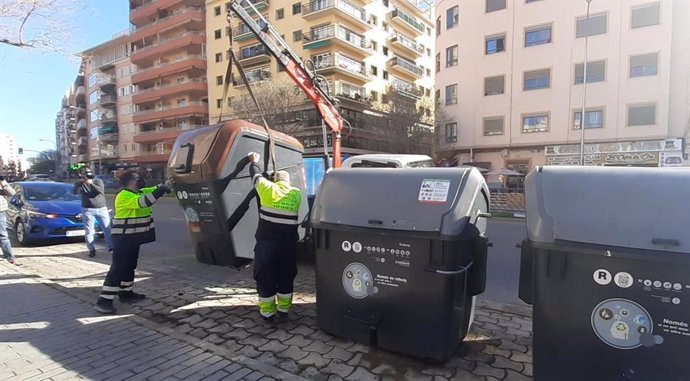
477, 299, 532, 318
0, 262, 308, 381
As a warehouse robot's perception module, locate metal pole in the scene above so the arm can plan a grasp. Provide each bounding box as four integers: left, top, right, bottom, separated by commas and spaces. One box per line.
580, 0, 592, 166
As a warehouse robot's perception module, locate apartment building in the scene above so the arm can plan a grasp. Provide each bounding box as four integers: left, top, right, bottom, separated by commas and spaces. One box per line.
436, 0, 690, 182
206, 0, 435, 155
129, 0, 209, 180
81, 31, 133, 174
55, 75, 88, 179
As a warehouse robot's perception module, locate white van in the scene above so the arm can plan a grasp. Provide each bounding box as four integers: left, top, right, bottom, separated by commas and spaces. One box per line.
341, 154, 435, 169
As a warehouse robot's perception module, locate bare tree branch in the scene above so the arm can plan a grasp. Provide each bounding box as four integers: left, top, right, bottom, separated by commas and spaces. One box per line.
371, 86, 434, 155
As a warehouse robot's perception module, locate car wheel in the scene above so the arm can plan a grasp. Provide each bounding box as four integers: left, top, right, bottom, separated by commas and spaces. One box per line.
14, 219, 30, 246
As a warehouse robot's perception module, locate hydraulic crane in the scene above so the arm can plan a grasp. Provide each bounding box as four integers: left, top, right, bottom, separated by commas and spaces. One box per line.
227, 0, 346, 168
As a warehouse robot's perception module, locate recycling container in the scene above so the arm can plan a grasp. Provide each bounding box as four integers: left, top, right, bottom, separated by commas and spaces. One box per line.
519, 166, 690, 381
167, 120, 309, 268
311, 167, 490, 361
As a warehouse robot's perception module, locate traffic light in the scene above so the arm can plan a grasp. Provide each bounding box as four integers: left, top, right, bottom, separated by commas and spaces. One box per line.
18, 148, 23, 155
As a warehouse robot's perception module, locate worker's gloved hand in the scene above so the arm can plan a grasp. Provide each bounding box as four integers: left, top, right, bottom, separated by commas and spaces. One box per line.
248, 152, 260, 164
157, 183, 172, 194
164, 179, 175, 191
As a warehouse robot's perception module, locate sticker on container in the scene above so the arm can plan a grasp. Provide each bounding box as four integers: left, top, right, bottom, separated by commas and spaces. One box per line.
593, 269, 612, 285
418, 179, 451, 204
591, 298, 662, 350
614, 272, 633, 289
342, 241, 352, 252
352, 242, 362, 253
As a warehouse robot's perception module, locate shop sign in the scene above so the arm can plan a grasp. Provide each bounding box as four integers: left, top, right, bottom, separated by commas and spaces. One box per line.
545, 139, 683, 156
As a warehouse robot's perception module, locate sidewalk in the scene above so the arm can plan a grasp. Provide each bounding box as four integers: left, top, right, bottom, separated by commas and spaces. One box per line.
2, 241, 534, 380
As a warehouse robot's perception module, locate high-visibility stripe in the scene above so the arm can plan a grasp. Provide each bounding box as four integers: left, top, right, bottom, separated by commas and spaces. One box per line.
120, 281, 134, 287
113, 217, 152, 225
112, 226, 155, 235
260, 206, 298, 217
137, 195, 148, 208
145, 193, 157, 205
99, 294, 115, 300
260, 209, 298, 221
258, 296, 276, 318
120, 286, 133, 292
276, 293, 293, 313
259, 215, 299, 225
102, 286, 121, 292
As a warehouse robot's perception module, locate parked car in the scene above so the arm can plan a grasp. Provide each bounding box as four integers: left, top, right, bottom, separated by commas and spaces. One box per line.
27, 174, 52, 181
6, 181, 101, 245
341, 154, 435, 169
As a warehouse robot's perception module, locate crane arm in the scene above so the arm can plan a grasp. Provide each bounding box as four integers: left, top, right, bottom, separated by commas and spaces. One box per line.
227, 0, 345, 167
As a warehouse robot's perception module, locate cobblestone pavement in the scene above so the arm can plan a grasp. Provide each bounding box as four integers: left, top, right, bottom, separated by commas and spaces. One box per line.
3, 240, 533, 381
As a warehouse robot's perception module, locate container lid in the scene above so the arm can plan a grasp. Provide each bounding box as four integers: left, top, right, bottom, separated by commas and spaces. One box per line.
310, 167, 489, 235
525, 166, 690, 253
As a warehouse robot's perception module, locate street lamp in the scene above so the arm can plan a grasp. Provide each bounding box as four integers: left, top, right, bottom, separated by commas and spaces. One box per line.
579, 0, 593, 166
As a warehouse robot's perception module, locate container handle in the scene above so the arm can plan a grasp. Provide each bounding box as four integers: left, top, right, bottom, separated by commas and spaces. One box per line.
435, 261, 472, 275
652, 238, 680, 247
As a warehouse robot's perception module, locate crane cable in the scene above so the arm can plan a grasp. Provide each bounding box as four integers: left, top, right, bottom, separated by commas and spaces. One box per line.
218, 14, 277, 174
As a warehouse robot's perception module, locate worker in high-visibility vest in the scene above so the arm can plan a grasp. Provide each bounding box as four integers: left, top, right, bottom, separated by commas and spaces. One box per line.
94, 170, 171, 314
248, 152, 302, 322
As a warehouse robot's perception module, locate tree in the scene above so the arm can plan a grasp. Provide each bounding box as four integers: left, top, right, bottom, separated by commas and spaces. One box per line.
229, 77, 307, 135
371, 86, 434, 155
28, 149, 56, 175
0, 0, 84, 52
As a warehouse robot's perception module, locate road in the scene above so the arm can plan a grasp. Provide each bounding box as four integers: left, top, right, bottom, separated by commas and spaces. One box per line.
143, 197, 529, 307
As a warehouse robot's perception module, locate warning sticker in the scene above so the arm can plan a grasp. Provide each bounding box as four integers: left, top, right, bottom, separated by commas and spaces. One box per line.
418, 179, 451, 203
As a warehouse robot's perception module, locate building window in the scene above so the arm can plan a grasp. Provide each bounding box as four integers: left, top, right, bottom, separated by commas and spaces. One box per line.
574, 60, 606, 84
483, 117, 504, 136
215, 53, 223, 63
383, 71, 388, 80
445, 122, 457, 142
216, 99, 222, 108
371, 91, 378, 101
522, 114, 549, 133
88, 91, 99, 105
523, 68, 551, 90
526, 0, 542, 3
484, 75, 505, 95
383, 46, 388, 56
292, 2, 301, 15
627, 104, 656, 126
371, 66, 378, 76
486, 0, 506, 12
525, 25, 551, 46
630, 53, 658, 77
445, 84, 457, 105
426, 68, 431, 77
446, 45, 458, 67
573, 109, 604, 130
382, 22, 388, 31
486, 34, 505, 54
435, 89, 440, 103
447, 6, 459, 29
293, 30, 302, 42
632, 3, 660, 29
214, 29, 222, 39
216, 75, 223, 85
214, 6, 221, 16
371, 41, 378, 51
576, 13, 608, 38
435, 53, 441, 72
436, 17, 441, 35
276, 8, 284, 20
370, 15, 378, 26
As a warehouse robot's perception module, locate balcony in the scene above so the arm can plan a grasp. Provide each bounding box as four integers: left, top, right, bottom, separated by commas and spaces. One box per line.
388, 55, 423, 78
133, 78, 207, 104
389, 33, 424, 56
130, 0, 204, 25
78, 137, 88, 147
303, 24, 370, 57
302, 0, 368, 30
99, 94, 117, 107
99, 133, 119, 143
238, 0, 270, 14
132, 101, 207, 124
391, 77, 422, 99
131, 55, 206, 84
133, 124, 201, 144
233, 19, 268, 42
78, 154, 88, 162
98, 76, 116, 90
238, 43, 271, 66
130, 32, 205, 65
312, 53, 370, 83
232, 67, 271, 87
390, 8, 425, 35
130, 6, 204, 41
134, 148, 174, 163
331, 81, 370, 106
396, 0, 431, 20
77, 119, 87, 131
76, 86, 86, 99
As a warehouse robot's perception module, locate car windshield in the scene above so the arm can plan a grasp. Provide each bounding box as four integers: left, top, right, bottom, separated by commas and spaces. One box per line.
23, 183, 80, 202
406, 160, 435, 168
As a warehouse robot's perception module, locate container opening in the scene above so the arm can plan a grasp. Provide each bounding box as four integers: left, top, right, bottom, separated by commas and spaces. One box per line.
173, 143, 195, 174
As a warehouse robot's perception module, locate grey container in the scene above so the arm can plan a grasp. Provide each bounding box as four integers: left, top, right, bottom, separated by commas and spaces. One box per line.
520, 166, 690, 381
311, 168, 491, 361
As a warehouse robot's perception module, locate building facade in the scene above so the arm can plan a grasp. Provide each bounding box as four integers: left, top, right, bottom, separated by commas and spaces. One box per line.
0, 133, 19, 168
129, 0, 209, 180
435, 0, 690, 182
205, 0, 435, 155
81, 32, 133, 174
55, 75, 88, 179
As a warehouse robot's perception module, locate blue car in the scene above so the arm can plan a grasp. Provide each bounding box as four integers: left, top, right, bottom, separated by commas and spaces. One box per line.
6, 182, 101, 245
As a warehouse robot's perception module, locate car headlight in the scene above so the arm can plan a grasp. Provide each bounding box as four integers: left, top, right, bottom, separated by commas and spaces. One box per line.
26, 210, 56, 219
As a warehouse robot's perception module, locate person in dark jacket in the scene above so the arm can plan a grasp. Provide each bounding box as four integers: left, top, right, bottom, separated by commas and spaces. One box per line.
0, 176, 20, 265
73, 168, 112, 257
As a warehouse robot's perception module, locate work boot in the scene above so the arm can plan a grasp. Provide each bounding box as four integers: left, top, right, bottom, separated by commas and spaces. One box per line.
88, 250, 96, 258
260, 313, 275, 323
94, 298, 116, 314
118, 291, 146, 303
276, 311, 289, 321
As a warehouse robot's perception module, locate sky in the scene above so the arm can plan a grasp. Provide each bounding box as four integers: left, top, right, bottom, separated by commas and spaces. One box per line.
0, 2, 129, 160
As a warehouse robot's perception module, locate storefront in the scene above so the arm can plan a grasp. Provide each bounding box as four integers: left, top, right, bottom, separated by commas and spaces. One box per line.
545, 138, 685, 167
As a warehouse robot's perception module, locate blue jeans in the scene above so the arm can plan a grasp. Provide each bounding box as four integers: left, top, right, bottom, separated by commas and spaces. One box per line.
0, 212, 16, 261
84, 207, 112, 253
